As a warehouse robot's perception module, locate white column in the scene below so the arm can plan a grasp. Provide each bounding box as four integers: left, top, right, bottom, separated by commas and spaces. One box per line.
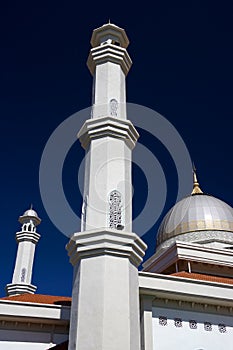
67, 23, 147, 350
67, 229, 147, 350
6, 209, 41, 296
78, 120, 138, 232
87, 23, 131, 120
91, 61, 127, 119
80, 23, 137, 233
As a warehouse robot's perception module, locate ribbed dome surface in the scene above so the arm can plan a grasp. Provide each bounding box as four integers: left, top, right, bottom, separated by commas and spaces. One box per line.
23, 209, 39, 218
18, 207, 41, 225
157, 194, 233, 246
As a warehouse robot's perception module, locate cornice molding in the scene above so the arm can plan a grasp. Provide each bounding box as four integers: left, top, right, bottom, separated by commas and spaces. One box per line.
66, 228, 147, 268
87, 44, 132, 76
15, 231, 41, 244
5, 283, 37, 296
78, 116, 139, 150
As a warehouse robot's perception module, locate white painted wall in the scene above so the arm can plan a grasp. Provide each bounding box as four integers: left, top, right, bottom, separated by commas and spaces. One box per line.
152, 306, 233, 350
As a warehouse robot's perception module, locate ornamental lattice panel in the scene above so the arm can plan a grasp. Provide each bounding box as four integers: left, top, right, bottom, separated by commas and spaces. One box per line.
109, 190, 122, 229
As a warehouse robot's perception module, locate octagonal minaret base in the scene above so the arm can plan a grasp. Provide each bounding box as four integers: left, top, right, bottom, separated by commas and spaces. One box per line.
66, 229, 147, 350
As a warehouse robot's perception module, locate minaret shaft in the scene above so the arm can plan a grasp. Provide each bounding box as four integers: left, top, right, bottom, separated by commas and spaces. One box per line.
12, 240, 36, 284
69, 254, 141, 350
92, 62, 127, 119
6, 208, 41, 296
79, 29, 136, 232
67, 23, 147, 350
81, 137, 132, 232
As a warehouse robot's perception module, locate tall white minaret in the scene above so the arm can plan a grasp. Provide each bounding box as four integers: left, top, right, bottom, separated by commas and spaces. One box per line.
66, 23, 147, 350
78, 22, 138, 232
6, 207, 41, 296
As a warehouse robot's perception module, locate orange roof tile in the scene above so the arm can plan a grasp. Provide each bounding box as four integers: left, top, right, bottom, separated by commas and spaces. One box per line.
171, 271, 233, 285
47, 340, 68, 349
1, 293, 71, 305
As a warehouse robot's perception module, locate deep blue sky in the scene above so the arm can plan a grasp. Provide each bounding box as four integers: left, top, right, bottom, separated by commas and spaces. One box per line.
0, 1, 233, 297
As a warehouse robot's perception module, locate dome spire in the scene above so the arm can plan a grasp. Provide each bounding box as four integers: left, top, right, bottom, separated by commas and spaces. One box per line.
191, 163, 203, 195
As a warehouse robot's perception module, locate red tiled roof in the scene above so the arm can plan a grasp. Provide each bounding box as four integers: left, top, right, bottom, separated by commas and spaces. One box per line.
1, 293, 71, 305
171, 271, 233, 285
48, 340, 68, 349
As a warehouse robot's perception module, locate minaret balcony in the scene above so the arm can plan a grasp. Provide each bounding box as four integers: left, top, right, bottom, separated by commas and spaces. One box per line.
66, 228, 147, 268
6, 283, 37, 296
78, 116, 139, 150
87, 43, 132, 76
15, 231, 41, 244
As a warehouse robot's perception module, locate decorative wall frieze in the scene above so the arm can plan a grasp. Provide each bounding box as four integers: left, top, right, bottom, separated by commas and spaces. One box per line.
153, 297, 233, 316
157, 315, 227, 333
0, 319, 69, 333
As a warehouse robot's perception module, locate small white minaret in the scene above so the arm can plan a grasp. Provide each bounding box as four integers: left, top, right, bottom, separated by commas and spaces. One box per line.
66, 23, 147, 350
6, 206, 41, 296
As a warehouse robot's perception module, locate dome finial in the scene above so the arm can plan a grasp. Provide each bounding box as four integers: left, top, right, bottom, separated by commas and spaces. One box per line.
191, 163, 203, 195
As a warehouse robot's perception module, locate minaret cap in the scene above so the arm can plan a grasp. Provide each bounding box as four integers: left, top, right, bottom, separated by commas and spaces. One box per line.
18, 205, 41, 226
191, 165, 203, 195
90, 23, 129, 48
